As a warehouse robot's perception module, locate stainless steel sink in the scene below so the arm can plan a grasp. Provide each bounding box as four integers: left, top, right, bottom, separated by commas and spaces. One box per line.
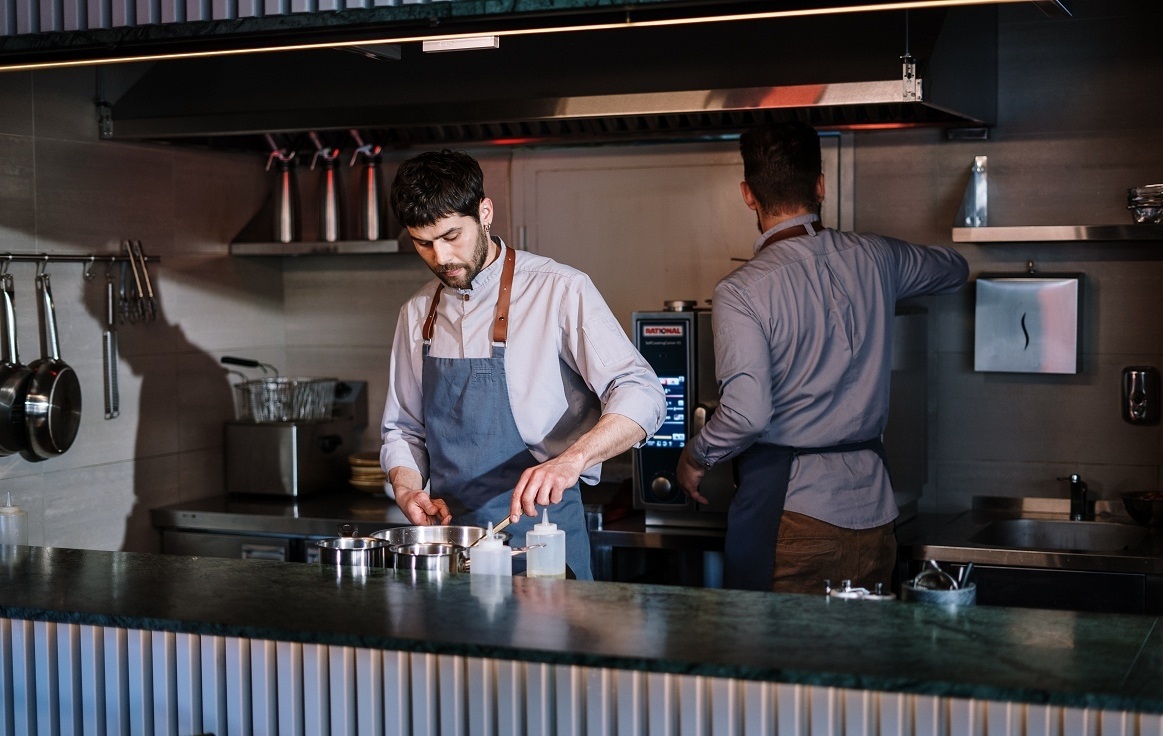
968, 519, 1148, 553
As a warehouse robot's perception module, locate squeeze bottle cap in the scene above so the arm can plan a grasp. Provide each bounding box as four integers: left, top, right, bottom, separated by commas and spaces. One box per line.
0, 492, 19, 514
477, 522, 504, 550
533, 509, 557, 532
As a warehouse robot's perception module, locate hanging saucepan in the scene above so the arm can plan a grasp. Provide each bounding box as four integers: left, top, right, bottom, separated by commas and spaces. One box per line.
0, 274, 33, 455
22, 269, 82, 461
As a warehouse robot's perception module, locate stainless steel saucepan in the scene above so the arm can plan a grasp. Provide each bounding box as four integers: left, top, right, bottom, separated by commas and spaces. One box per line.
0, 275, 32, 455
22, 270, 82, 461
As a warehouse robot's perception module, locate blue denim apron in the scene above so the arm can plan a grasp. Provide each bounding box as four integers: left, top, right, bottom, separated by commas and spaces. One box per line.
420, 246, 593, 579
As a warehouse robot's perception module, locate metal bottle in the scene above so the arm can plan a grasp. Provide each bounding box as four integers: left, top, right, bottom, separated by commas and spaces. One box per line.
350, 130, 386, 241
309, 131, 344, 243
265, 143, 300, 244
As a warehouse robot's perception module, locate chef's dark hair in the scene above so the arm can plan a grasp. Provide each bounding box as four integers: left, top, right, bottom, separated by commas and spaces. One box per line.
390, 149, 485, 228
739, 122, 822, 217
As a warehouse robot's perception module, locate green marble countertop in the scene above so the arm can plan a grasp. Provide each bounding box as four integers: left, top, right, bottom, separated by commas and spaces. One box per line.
1, 545, 1162, 714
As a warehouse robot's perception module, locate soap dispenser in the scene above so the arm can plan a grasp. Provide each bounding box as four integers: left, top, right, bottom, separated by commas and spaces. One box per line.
470, 523, 512, 577
526, 509, 566, 578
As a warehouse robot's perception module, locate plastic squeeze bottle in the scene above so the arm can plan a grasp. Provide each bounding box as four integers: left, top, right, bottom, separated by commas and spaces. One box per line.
470, 523, 512, 577
0, 492, 28, 545
526, 509, 566, 578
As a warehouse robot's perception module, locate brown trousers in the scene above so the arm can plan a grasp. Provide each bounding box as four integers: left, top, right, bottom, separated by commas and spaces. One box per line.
771, 510, 896, 595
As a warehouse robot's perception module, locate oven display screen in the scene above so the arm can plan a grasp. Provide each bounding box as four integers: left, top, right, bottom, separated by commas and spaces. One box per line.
646, 375, 686, 448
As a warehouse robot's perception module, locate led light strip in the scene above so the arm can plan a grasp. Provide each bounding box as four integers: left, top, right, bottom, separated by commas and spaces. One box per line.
0, 0, 1034, 72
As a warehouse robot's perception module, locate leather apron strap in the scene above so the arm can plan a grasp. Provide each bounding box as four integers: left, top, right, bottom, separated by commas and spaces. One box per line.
724, 437, 886, 591
422, 241, 516, 342
757, 220, 822, 252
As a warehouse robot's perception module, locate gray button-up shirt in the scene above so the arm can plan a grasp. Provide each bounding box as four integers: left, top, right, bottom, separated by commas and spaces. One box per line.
382, 241, 666, 487
687, 215, 968, 528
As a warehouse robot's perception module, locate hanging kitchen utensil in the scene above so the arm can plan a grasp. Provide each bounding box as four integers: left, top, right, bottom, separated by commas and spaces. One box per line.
265, 133, 300, 244
350, 130, 386, 241
102, 265, 119, 420
0, 273, 33, 455
22, 266, 82, 461
132, 241, 158, 322
309, 131, 344, 243
122, 240, 145, 323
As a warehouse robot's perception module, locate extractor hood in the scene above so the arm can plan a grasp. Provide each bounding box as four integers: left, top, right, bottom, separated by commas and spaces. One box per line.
100, 5, 1000, 151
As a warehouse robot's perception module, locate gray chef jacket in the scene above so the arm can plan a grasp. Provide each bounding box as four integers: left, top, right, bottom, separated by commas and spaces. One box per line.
686, 215, 968, 529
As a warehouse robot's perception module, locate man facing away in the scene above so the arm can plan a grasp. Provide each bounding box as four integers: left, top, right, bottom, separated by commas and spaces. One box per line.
380, 149, 666, 580
677, 122, 969, 593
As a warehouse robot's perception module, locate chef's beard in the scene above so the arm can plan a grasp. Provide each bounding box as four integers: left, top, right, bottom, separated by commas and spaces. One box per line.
436, 225, 490, 290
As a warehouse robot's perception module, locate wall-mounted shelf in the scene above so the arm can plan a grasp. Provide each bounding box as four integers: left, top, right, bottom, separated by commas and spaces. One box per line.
952, 224, 1163, 243
230, 239, 401, 256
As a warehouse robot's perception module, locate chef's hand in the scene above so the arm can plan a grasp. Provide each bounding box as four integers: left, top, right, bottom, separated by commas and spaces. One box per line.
676, 447, 710, 505
509, 454, 583, 521
396, 489, 452, 526
389, 466, 451, 525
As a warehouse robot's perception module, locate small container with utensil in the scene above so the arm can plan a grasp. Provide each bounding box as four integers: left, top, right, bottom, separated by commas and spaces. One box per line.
901, 561, 976, 606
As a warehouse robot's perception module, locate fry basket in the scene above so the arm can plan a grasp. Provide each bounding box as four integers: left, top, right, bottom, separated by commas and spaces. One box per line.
233, 377, 338, 423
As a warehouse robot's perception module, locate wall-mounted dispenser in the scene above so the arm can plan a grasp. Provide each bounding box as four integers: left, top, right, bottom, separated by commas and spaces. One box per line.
1122, 366, 1160, 425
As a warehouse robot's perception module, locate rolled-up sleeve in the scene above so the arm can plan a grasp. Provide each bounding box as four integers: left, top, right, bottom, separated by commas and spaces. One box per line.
566, 275, 666, 443
380, 305, 431, 482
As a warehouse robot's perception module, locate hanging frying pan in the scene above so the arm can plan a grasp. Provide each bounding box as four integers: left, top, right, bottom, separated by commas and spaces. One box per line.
0, 274, 33, 455
22, 269, 82, 461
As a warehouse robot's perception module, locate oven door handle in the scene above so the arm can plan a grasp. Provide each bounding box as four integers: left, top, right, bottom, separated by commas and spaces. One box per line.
692, 402, 718, 436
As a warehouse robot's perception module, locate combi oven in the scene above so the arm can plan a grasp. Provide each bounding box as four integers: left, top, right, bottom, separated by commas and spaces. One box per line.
631, 304, 735, 527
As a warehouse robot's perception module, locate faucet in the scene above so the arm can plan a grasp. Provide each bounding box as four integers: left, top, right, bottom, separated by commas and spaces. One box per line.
1066, 473, 1090, 521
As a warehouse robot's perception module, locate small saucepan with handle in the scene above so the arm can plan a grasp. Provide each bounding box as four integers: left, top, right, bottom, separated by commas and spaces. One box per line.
22, 268, 82, 462
0, 274, 33, 455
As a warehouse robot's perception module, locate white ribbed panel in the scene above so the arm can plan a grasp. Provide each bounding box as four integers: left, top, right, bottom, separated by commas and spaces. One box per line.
79, 624, 106, 732
2, 617, 1163, 736
174, 633, 201, 736
200, 634, 227, 734
251, 638, 279, 735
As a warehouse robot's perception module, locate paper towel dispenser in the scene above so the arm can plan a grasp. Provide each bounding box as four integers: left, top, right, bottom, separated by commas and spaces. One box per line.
974, 273, 1082, 375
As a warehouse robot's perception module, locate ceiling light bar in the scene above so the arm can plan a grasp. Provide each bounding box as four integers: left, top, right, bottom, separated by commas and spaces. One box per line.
0, 0, 1035, 72
422, 35, 500, 53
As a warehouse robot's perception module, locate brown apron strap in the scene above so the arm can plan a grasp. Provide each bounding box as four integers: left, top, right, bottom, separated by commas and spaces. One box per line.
421, 284, 444, 341
421, 243, 517, 344
758, 220, 822, 252
492, 245, 516, 343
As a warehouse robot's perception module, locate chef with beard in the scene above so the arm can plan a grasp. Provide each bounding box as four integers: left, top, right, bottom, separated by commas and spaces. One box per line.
380, 149, 665, 579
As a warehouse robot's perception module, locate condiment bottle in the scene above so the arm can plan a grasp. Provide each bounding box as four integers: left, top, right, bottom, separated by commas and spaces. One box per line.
0, 492, 28, 545
470, 523, 512, 577
526, 509, 565, 578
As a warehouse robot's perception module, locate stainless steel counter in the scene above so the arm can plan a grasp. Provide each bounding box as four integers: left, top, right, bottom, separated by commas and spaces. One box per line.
898, 497, 1163, 614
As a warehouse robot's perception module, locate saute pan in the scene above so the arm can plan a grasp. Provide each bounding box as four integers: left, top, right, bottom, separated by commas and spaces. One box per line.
0, 275, 32, 455
22, 271, 82, 461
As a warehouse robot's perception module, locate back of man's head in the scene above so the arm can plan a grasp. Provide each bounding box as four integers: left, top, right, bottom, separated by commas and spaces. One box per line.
739, 122, 822, 217
390, 149, 486, 228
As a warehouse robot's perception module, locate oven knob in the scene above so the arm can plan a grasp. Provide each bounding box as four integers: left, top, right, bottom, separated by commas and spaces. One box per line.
650, 474, 681, 502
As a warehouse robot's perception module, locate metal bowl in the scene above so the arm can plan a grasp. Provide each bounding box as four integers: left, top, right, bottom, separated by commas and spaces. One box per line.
316, 536, 389, 568
370, 525, 510, 548
1121, 492, 1163, 526
390, 541, 470, 575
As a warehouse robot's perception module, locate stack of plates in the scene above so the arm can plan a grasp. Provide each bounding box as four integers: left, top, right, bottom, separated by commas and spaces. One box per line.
1127, 184, 1163, 224
349, 452, 388, 495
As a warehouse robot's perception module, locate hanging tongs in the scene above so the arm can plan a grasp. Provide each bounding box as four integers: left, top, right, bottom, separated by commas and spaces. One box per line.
132, 240, 158, 322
